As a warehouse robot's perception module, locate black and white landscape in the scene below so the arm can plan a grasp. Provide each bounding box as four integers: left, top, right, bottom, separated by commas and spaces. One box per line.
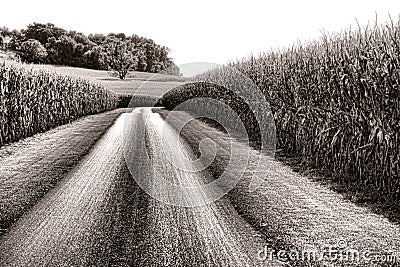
0, 1, 399, 266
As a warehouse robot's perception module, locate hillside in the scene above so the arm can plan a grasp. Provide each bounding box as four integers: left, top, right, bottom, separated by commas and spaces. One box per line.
0, 23, 179, 76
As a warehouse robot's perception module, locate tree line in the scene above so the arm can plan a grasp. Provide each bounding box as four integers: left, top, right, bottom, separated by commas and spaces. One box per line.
0, 23, 180, 78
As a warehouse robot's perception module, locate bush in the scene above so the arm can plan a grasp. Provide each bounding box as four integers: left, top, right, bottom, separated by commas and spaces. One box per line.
117, 94, 160, 108
159, 81, 262, 148
19, 39, 48, 63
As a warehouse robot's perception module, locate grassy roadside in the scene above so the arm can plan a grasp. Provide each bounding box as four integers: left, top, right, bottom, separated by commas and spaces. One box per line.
276, 152, 400, 225
0, 109, 126, 235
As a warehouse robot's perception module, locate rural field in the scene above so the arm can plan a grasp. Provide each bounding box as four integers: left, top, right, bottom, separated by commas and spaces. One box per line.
30, 65, 189, 97
0, 7, 400, 267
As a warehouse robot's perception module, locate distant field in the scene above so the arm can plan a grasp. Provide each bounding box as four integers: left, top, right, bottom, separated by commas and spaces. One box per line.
31, 65, 189, 97
0, 49, 188, 97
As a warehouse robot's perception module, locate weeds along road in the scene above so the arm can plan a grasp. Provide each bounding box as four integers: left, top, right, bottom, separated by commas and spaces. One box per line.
0, 108, 281, 267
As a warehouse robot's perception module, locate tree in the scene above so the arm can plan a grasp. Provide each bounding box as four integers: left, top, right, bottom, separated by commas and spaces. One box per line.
0, 22, 177, 73
0, 27, 10, 37
144, 42, 156, 72
84, 45, 106, 70
104, 38, 138, 79
45, 35, 78, 65
0, 27, 8, 49
19, 39, 48, 63
5, 30, 22, 51
136, 49, 147, 71
88, 33, 107, 45
56, 35, 77, 65
163, 62, 181, 75
23, 23, 65, 45
108, 32, 126, 40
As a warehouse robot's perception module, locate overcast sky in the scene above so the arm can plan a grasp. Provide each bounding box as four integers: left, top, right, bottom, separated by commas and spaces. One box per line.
1, 0, 400, 67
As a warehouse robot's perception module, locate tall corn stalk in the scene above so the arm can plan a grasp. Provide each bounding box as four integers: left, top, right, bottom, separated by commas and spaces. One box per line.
162, 18, 400, 200
0, 62, 119, 146
228, 19, 400, 198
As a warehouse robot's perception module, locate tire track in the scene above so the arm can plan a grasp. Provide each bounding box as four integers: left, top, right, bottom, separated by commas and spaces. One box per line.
0, 109, 126, 235
0, 114, 141, 266
124, 108, 280, 266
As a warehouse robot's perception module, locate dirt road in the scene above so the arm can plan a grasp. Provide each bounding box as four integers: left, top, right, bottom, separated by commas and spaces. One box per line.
0, 109, 126, 235
0, 109, 280, 267
1, 107, 400, 266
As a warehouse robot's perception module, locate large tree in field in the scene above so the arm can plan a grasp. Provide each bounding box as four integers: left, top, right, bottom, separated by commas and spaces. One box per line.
104, 38, 138, 79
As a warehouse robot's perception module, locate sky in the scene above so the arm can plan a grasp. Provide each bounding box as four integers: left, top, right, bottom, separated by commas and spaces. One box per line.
1, 0, 400, 68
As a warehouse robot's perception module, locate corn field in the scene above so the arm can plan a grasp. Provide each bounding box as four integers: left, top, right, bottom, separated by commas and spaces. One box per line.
164, 19, 400, 200
0, 62, 119, 147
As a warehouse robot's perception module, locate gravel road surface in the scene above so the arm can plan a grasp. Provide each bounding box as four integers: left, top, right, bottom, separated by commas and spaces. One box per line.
2, 107, 399, 266
0, 109, 281, 266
